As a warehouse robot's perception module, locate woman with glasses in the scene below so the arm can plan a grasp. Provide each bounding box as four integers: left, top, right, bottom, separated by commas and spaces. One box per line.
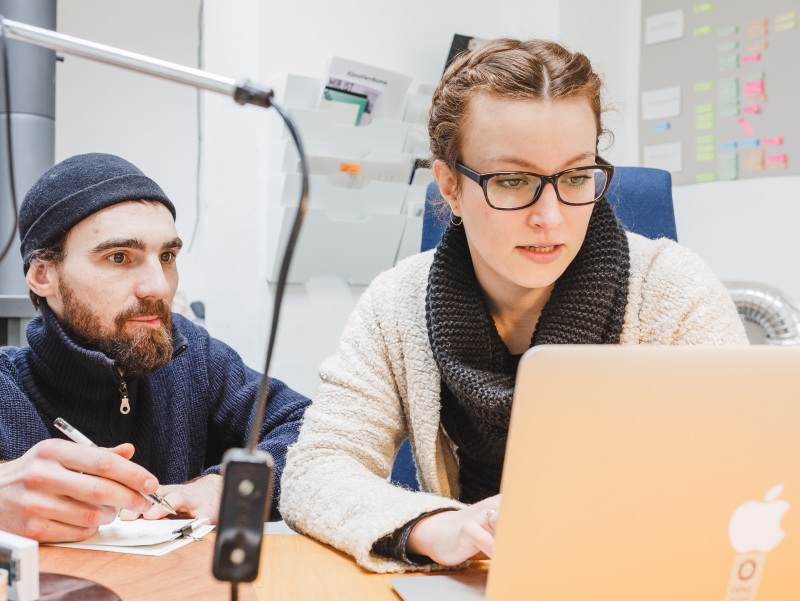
281, 38, 747, 572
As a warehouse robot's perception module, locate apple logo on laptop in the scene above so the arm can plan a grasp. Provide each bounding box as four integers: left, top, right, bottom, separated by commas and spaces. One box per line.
729, 484, 791, 553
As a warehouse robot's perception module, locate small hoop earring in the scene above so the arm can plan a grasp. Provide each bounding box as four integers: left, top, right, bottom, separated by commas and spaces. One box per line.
450, 214, 463, 227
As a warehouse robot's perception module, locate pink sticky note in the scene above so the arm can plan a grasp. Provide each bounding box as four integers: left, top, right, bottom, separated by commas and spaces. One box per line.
740, 53, 762, 63
739, 117, 755, 135
761, 136, 783, 146
744, 80, 765, 95
766, 154, 788, 163
742, 104, 761, 114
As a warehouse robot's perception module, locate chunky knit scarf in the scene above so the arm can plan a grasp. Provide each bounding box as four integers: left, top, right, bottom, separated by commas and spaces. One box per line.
426, 198, 630, 503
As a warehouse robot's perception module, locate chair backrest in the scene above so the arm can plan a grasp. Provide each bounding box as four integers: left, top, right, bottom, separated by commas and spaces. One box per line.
390, 166, 677, 491
420, 166, 677, 253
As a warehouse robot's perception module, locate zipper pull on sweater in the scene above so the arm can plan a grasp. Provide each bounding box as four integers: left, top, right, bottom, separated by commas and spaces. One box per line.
119, 380, 130, 414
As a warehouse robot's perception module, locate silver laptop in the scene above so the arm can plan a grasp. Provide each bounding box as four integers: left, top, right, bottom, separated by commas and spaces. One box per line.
393, 345, 800, 600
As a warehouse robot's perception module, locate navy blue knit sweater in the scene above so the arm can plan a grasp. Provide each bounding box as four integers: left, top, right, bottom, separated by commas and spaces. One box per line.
0, 303, 310, 518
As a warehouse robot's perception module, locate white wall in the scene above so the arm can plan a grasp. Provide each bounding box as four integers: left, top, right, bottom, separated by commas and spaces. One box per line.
56, 0, 204, 296
198, 0, 562, 396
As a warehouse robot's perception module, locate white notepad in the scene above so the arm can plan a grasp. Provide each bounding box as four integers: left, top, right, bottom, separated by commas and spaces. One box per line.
48, 518, 213, 556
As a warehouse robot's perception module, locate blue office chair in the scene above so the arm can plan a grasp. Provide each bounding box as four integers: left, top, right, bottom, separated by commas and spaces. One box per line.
390, 166, 677, 490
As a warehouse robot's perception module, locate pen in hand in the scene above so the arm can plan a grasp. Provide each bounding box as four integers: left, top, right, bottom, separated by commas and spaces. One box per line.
53, 417, 177, 516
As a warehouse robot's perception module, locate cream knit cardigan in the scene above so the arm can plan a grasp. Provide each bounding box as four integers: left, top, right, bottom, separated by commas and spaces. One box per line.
280, 233, 749, 573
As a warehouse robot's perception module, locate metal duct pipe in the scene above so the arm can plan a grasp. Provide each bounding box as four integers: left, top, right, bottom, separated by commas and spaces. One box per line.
0, 0, 56, 294
726, 281, 800, 345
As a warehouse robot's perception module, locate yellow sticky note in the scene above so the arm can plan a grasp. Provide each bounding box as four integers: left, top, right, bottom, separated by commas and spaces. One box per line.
694, 25, 713, 35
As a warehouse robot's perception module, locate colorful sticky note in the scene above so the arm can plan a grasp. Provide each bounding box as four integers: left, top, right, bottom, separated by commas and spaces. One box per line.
653, 122, 671, 131
747, 41, 768, 51
748, 19, 768, 28
748, 26, 768, 38
743, 72, 765, 82
696, 173, 717, 182
694, 25, 713, 35
761, 136, 783, 146
739, 139, 760, 148
718, 25, 738, 36
695, 82, 714, 92
718, 41, 738, 52
696, 144, 715, 153
776, 20, 796, 32
766, 159, 788, 169
696, 134, 716, 144
719, 152, 739, 180
694, 2, 713, 13
766, 153, 788, 163
741, 104, 760, 114
339, 163, 361, 174
696, 152, 716, 161
720, 106, 740, 117
696, 103, 715, 113
744, 79, 764, 95
719, 54, 739, 71
738, 117, 755, 136
740, 53, 761, 64
776, 11, 796, 22
744, 148, 765, 171
718, 141, 738, 150
696, 120, 715, 131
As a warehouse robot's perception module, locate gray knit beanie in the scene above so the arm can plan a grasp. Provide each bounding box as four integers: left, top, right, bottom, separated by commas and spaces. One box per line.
18, 153, 175, 271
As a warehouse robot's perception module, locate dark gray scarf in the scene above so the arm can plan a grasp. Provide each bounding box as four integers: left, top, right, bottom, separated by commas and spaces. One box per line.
425, 198, 630, 503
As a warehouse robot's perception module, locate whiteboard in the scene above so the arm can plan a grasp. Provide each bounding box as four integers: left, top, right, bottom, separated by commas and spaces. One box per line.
639, 0, 799, 185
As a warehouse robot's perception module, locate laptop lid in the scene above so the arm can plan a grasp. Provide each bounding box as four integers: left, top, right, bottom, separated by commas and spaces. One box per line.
489, 345, 800, 601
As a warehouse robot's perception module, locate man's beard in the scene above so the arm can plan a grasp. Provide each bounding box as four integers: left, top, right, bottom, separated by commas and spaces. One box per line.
57, 280, 174, 380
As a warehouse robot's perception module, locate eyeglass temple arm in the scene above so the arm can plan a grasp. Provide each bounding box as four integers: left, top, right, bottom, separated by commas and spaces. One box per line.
455, 162, 483, 185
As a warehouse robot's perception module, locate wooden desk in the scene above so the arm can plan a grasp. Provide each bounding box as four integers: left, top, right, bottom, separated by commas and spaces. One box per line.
254, 534, 489, 601
40, 533, 487, 601
39, 538, 257, 601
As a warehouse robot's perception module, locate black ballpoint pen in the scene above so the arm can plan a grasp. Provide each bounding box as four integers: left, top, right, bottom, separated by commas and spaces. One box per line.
53, 417, 177, 516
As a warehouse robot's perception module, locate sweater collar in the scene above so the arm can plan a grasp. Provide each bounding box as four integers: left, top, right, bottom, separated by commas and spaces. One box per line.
25, 302, 188, 401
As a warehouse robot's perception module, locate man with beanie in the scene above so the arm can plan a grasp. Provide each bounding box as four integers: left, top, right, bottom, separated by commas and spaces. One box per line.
0, 153, 310, 543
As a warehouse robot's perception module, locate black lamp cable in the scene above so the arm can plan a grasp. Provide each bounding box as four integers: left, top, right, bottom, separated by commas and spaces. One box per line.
245, 99, 309, 453
0, 16, 19, 266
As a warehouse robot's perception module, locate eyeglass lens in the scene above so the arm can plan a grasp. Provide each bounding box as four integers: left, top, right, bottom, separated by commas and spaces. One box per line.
485, 168, 609, 208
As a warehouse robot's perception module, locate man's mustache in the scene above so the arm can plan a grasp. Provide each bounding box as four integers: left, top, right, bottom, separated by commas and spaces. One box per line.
114, 299, 172, 329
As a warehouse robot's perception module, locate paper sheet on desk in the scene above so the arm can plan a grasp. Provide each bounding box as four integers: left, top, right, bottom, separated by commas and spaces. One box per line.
47, 518, 214, 556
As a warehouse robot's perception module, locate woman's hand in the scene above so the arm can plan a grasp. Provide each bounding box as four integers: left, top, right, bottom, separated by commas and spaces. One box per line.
406, 494, 501, 566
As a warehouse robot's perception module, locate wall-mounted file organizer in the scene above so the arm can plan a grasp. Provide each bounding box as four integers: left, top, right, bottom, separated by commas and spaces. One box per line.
264, 73, 434, 285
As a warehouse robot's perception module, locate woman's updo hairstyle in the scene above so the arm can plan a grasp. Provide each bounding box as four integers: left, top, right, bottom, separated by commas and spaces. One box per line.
429, 38, 610, 192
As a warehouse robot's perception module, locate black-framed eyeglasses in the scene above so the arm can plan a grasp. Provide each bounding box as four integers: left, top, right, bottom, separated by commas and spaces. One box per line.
455, 157, 615, 210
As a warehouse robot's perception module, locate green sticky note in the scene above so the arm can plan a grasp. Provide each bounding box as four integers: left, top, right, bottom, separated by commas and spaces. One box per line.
719, 54, 739, 71
696, 135, 715, 144
694, 25, 713, 35
718, 25, 738, 36
696, 173, 717, 182
744, 72, 765, 82
719, 106, 740, 117
695, 82, 714, 92
719, 153, 739, 180
696, 120, 715, 131
696, 152, 716, 161
696, 144, 715, 153
694, 2, 713, 12
718, 41, 738, 52
696, 103, 715, 113
696, 112, 715, 123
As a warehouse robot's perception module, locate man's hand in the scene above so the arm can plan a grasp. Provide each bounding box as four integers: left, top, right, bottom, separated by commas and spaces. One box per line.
406, 494, 501, 566
0, 439, 159, 543
119, 474, 223, 522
